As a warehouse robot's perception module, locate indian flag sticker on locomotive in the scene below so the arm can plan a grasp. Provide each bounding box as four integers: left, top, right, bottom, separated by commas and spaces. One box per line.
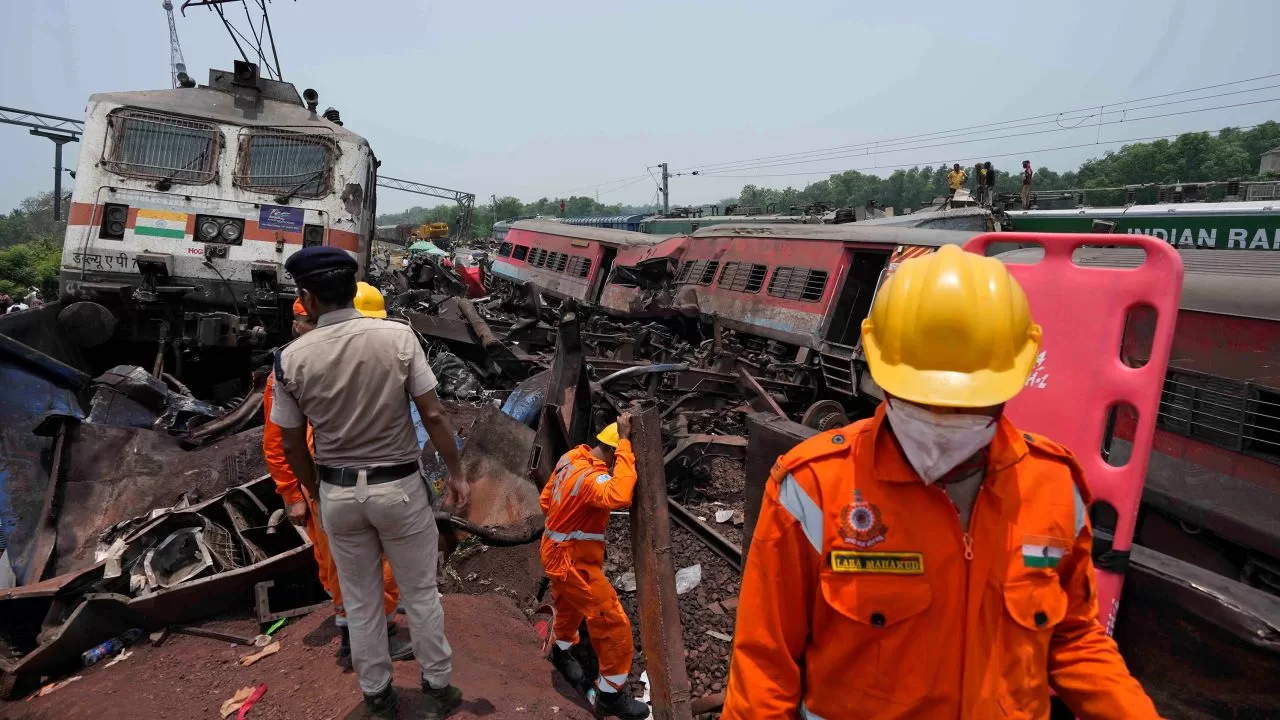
830, 551, 924, 575
838, 489, 888, 548
1022, 535, 1070, 568
133, 209, 188, 239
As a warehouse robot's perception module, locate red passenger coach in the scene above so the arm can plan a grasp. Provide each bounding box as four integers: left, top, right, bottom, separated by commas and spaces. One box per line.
491, 220, 662, 304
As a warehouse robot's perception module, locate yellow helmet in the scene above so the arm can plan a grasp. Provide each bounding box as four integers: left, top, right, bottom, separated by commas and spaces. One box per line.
354, 281, 387, 318
596, 423, 620, 448
860, 244, 1042, 408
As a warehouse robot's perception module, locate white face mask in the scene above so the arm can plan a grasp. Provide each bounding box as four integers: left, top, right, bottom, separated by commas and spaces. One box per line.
885, 399, 998, 485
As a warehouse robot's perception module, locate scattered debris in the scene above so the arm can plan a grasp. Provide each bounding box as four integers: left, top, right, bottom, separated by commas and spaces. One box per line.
239, 641, 281, 666
220, 685, 259, 719
675, 561, 706, 594
26, 676, 81, 701
103, 649, 133, 668
714, 509, 734, 523
613, 570, 637, 593
706, 630, 733, 642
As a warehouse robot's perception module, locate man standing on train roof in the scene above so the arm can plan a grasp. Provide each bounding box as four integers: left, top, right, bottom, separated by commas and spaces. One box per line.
262, 290, 410, 670
540, 413, 650, 720
271, 246, 470, 719
1022, 158, 1035, 208
722, 244, 1159, 719
946, 162, 968, 202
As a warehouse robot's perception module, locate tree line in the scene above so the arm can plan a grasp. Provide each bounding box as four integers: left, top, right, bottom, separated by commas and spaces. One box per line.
725, 122, 1280, 214
376, 121, 1279, 238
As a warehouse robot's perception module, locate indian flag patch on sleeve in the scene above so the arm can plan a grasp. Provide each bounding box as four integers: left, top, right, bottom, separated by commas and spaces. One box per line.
134, 208, 189, 239
1021, 534, 1070, 568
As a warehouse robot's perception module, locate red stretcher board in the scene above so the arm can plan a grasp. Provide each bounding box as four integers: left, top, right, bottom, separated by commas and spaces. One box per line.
962, 232, 1183, 635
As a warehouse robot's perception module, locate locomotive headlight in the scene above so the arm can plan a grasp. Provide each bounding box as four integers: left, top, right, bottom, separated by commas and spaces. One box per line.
220, 221, 243, 242
199, 220, 221, 240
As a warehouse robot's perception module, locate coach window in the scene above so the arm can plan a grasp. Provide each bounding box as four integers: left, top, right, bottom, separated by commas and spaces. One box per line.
498, 242, 513, 257
768, 267, 829, 302
236, 130, 333, 198
698, 260, 720, 285
103, 109, 219, 185
718, 262, 768, 293
512, 245, 529, 261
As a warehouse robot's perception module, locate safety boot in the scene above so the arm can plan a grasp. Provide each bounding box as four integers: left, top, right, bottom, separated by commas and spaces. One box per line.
362, 682, 399, 719
338, 625, 415, 668
551, 645, 584, 685
593, 689, 650, 719
419, 680, 463, 718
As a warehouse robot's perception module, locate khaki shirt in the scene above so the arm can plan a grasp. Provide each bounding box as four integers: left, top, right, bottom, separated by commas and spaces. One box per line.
270, 308, 436, 467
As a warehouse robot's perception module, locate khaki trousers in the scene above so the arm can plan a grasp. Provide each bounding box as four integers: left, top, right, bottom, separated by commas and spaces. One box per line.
320, 470, 451, 695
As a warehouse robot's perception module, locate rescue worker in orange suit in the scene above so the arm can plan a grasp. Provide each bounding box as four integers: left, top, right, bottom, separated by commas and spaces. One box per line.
262, 286, 411, 666
723, 244, 1160, 719
540, 414, 650, 720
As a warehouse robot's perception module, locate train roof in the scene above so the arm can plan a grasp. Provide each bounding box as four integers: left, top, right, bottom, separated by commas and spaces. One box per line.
559, 214, 650, 224
89, 78, 366, 142
509, 220, 665, 247
688, 222, 980, 247
1004, 201, 1280, 220
995, 247, 1280, 321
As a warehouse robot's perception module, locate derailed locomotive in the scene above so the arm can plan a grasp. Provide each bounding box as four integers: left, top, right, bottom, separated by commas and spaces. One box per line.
57, 61, 378, 384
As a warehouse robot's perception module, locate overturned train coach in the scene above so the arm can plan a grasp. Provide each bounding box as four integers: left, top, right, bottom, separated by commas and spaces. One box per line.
492, 219, 983, 421
58, 62, 378, 357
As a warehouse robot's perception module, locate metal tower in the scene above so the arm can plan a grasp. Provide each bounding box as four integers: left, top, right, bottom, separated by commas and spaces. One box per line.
163, 0, 187, 88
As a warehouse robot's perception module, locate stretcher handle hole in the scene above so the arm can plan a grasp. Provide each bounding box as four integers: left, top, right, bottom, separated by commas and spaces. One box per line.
1119, 304, 1157, 370
1070, 244, 1148, 269
1100, 403, 1139, 468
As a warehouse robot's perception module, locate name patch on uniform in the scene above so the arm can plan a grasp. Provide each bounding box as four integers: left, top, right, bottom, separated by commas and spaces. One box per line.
830, 551, 924, 575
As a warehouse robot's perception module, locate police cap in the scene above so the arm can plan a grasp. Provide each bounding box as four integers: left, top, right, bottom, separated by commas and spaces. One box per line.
285, 246, 357, 281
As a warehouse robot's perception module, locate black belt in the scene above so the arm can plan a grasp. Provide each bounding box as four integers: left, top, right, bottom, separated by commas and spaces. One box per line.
317, 462, 419, 487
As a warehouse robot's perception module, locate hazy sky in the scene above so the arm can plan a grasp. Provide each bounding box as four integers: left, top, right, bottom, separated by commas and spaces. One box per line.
2, 0, 1278, 215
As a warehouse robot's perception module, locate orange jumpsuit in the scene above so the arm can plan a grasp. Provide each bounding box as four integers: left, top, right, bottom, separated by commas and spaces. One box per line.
724, 404, 1159, 719
539, 441, 639, 692
262, 375, 399, 622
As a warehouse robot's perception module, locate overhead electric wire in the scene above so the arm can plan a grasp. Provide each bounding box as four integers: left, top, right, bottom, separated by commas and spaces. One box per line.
692, 124, 1266, 179
690, 98, 1280, 177
688, 86, 1280, 175
674, 72, 1280, 175
557, 171, 653, 196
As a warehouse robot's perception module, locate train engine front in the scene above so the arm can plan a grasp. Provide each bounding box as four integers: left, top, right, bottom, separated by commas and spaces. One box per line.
60, 61, 377, 382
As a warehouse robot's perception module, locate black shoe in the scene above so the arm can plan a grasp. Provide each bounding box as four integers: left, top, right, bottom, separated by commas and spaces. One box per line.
594, 689, 649, 719
362, 683, 399, 719
338, 625, 352, 658
551, 645, 584, 685
419, 682, 462, 718
389, 631, 414, 661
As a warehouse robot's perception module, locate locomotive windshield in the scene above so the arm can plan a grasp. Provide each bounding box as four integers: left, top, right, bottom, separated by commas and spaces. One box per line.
103, 109, 219, 184
235, 130, 332, 198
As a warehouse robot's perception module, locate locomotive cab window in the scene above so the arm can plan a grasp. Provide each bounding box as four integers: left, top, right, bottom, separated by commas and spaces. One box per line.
498, 242, 513, 257
512, 245, 529, 261
103, 109, 219, 185
235, 130, 333, 198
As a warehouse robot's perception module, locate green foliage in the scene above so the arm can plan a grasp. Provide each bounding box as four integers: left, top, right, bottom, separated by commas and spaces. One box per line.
380, 123, 1280, 238
0, 239, 62, 298
377, 194, 660, 240
725, 122, 1279, 212
0, 191, 67, 297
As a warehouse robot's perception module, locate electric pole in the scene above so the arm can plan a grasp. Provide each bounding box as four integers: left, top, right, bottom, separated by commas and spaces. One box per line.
660, 162, 670, 213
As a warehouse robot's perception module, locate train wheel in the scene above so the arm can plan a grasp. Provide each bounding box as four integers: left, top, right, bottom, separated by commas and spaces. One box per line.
801, 400, 849, 431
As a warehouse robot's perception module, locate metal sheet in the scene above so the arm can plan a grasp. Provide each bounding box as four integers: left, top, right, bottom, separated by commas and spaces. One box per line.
742, 413, 816, 565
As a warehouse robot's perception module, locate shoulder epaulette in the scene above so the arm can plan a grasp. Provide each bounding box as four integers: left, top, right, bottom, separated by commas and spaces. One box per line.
1021, 431, 1093, 504
775, 418, 871, 472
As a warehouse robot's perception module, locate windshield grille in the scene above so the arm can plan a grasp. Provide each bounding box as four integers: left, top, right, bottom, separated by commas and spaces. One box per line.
235, 131, 332, 198
104, 110, 218, 184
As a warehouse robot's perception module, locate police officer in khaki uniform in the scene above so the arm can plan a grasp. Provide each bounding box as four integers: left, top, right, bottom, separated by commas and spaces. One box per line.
272, 246, 469, 718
